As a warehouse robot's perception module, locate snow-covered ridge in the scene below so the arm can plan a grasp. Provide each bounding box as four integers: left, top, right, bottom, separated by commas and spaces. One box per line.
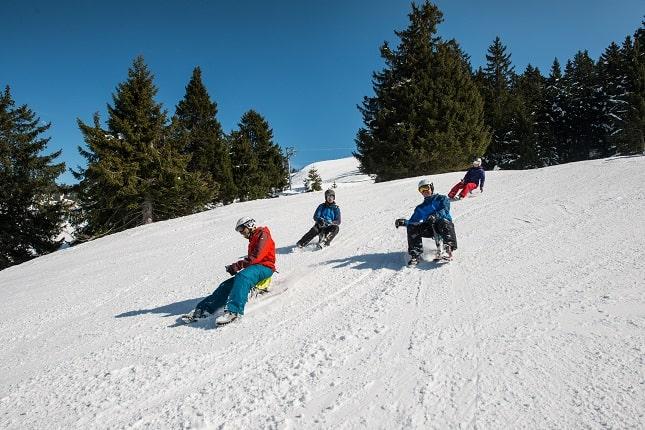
289, 157, 373, 192
0, 156, 643, 429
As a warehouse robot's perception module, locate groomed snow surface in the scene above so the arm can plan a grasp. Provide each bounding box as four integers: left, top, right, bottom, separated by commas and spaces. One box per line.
1, 156, 644, 429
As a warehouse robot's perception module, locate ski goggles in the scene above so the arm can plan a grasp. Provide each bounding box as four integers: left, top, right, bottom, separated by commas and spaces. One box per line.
418, 184, 432, 192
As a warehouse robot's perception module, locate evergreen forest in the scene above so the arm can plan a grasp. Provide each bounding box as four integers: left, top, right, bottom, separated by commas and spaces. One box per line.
1, 0, 643, 269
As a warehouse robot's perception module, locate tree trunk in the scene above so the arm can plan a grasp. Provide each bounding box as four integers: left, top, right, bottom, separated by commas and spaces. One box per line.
142, 197, 153, 225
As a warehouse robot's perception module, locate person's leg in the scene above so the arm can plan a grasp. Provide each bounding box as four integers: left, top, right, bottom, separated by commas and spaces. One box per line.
322, 225, 340, 245
433, 218, 458, 250
407, 224, 423, 257
225, 265, 274, 315
297, 225, 320, 247
194, 277, 235, 315
458, 182, 478, 198
448, 182, 464, 198
406, 222, 435, 257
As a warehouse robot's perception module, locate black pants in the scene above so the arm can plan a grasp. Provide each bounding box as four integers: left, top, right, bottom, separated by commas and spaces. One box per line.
297, 224, 340, 246
407, 218, 457, 257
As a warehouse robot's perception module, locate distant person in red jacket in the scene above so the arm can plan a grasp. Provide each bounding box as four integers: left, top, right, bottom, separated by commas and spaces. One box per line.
184, 216, 276, 325
448, 158, 485, 200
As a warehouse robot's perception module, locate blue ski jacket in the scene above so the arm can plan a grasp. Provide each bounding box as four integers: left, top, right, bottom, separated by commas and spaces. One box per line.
462, 166, 485, 188
313, 202, 341, 226
405, 194, 452, 225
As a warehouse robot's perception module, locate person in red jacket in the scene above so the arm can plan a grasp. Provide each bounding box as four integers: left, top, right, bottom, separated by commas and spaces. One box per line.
185, 216, 276, 325
448, 158, 485, 200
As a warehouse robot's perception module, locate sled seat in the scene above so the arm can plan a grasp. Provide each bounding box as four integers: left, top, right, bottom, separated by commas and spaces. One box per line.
254, 276, 272, 292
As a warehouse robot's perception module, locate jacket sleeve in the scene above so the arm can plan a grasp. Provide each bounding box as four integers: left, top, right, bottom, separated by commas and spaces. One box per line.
407, 204, 425, 224
313, 204, 323, 222
480, 170, 485, 188
437, 195, 451, 217
332, 206, 341, 225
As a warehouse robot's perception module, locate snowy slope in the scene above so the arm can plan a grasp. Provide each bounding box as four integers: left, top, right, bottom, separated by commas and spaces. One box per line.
1, 156, 644, 429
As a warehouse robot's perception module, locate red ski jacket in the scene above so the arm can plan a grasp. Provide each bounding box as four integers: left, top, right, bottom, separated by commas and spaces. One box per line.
230, 226, 276, 272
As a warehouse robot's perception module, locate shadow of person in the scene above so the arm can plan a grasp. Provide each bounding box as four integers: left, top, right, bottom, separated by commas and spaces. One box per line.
115, 297, 204, 319
326, 251, 446, 271
326, 251, 406, 270
275, 244, 297, 254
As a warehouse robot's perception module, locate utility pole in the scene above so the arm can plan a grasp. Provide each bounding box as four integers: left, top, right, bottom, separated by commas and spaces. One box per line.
285, 147, 296, 190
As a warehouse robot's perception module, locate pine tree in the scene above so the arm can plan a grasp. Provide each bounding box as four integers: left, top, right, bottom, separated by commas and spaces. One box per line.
304, 167, 322, 192
621, 21, 645, 154
561, 51, 603, 162
236, 110, 288, 195
0, 86, 65, 270
536, 59, 566, 165
73, 56, 213, 238
172, 67, 236, 203
596, 42, 630, 156
510, 65, 547, 168
481, 36, 520, 168
354, 1, 489, 181
229, 130, 262, 201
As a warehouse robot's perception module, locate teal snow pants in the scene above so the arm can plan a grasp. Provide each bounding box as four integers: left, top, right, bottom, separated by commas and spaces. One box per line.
195, 264, 273, 315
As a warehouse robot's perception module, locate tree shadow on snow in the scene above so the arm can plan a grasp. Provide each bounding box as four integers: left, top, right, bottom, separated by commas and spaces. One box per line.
326, 251, 447, 271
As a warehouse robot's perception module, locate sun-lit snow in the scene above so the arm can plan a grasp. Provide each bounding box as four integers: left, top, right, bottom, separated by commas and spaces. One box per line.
1, 156, 643, 429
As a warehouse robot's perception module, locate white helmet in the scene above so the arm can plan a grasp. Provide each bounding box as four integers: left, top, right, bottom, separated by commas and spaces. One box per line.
235, 216, 256, 232
417, 179, 434, 192
473, 158, 482, 167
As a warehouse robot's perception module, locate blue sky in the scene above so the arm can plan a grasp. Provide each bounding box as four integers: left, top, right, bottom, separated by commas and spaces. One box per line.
2, 0, 642, 184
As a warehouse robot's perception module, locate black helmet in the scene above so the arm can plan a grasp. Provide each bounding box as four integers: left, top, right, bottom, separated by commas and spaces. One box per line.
324, 189, 335, 199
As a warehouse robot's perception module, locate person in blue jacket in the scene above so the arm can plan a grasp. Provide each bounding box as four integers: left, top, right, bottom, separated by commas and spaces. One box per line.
395, 179, 458, 266
297, 188, 341, 248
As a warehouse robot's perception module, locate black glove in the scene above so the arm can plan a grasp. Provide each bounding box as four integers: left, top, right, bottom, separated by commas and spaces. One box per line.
316, 219, 326, 228
480, 187, 484, 193
395, 218, 406, 228
225, 265, 236, 276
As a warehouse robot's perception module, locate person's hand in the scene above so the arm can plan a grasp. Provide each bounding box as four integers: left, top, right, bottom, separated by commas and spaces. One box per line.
225, 265, 237, 276
395, 218, 406, 228
480, 187, 484, 193
316, 218, 326, 228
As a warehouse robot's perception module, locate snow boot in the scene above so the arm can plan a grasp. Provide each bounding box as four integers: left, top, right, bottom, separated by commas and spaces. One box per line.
407, 256, 419, 266
216, 311, 240, 325
181, 308, 210, 324
443, 244, 453, 260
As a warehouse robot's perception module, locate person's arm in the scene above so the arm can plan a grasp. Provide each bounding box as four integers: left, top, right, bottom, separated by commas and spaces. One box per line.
313, 204, 323, 222
480, 170, 485, 191
332, 206, 341, 225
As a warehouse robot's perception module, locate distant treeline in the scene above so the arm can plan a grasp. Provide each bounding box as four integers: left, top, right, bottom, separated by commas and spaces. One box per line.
355, 1, 644, 181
